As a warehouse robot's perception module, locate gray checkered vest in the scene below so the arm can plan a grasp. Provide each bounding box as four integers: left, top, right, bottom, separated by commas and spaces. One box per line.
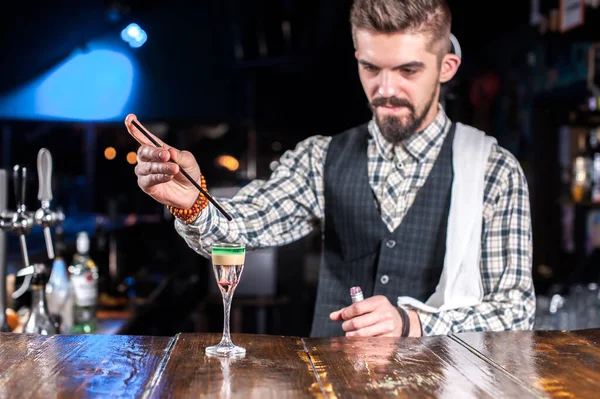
310, 122, 455, 337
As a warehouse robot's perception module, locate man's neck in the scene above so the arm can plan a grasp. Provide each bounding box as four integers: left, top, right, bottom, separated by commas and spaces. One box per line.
414, 102, 441, 135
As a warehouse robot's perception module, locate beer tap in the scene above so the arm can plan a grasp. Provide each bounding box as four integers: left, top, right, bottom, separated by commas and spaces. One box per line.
2, 165, 35, 299
12, 149, 65, 300
1, 153, 66, 334
1, 166, 34, 269
0, 169, 10, 332
34, 148, 64, 260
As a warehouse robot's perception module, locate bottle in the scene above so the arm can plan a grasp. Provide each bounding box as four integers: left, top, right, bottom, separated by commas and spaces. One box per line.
589, 127, 600, 203
572, 133, 592, 203
24, 264, 58, 335
95, 223, 129, 311
45, 256, 70, 330
350, 286, 364, 303
69, 232, 99, 333
45, 227, 74, 333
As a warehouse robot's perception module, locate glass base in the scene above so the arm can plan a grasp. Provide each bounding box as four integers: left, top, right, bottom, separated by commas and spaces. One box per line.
205, 343, 246, 357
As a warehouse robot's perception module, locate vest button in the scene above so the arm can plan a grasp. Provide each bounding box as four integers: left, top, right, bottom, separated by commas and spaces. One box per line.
385, 239, 396, 248
380, 275, 389, 284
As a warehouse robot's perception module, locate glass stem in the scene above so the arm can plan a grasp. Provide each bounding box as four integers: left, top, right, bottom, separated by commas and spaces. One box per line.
220, 292, 233, 345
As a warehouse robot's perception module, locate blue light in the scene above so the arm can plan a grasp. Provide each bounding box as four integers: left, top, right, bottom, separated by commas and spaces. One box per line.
121, 23, 147, 48
0, 49, 134, 121
126, 25, 142, 40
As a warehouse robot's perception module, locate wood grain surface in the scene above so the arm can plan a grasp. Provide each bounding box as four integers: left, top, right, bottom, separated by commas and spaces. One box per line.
146, 333, 322, 398
2, 329, 600, 398
0, 332, 172, 399
571, 328, 600, 346
453, 330, 600, 398
303, 335, 538, 398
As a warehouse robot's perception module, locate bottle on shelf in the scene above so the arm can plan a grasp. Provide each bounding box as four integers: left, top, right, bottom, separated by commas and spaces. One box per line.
45, 227, 74, 333
69, 232, 99, 334
94, 223, 129, 311
572, 132, 592, 203
48, 259, 77, 335
24, 264, 58, 335
589, 127, 600, 203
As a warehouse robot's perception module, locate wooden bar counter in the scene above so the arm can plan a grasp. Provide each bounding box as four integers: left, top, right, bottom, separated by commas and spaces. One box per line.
0, 329, 599, 398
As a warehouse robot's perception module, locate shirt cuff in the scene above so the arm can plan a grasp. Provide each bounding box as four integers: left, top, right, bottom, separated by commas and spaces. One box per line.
173, 204, 217, 257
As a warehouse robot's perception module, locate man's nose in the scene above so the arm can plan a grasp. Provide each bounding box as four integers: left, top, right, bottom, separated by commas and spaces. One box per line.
377, 71, 397, 97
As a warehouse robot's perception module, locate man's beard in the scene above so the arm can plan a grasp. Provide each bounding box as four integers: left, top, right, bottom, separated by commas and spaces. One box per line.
370, 91, 436, 145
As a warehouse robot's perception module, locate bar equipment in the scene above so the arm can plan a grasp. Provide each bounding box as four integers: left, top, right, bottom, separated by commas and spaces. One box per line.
0, 148, 65, 334
0, 169, 10, 332
34, 148, 64, 261
23, 263, 57, 335
1, 165, 35, 299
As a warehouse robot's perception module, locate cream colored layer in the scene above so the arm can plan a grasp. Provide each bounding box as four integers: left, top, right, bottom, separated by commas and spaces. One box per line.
212, 253, 245, 266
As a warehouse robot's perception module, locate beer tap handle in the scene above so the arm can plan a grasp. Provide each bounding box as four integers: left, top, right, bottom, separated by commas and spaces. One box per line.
11, 255, 33, 300
37, 148, 53, 203
13, 165, 26, 214
12, 165, 30, 268
0, 170, 10, 331
0, 169, 7, 227
11, 165, 33, 299
36, 149, 55, 259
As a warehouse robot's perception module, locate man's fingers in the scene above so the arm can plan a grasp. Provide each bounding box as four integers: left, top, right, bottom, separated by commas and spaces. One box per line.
341, 312, 381, 332
138, 174, 174, 191
168, 148, 199, 171
134, 162, 179, 177
331, 296, 390, 322
125, 114, 168, 148
346, 321, 395, 337
340, 296, 383, 320
137, 146, 171, 163
127, 115, 200, 185
330, 309, 343, 321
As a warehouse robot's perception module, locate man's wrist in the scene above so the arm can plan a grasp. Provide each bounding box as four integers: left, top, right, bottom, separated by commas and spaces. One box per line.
396, 306, 410, 337
407, 309, 423, 337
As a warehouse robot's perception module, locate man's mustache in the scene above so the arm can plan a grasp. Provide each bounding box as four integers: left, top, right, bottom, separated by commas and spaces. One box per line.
371, 97, 414, 111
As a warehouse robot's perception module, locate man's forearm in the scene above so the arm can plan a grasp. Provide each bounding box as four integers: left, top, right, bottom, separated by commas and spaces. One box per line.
416, 293, 535, 336
173, 136, 328, 257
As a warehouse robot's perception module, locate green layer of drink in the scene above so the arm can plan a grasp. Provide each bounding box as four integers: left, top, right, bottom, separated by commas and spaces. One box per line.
212, 246, 245, 255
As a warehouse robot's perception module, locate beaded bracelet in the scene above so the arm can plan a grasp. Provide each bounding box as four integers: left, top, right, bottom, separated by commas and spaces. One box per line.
167, 175, 209, 224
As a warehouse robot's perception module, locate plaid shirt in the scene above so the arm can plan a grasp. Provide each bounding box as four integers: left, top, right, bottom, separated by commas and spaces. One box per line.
175, 104, 535, 336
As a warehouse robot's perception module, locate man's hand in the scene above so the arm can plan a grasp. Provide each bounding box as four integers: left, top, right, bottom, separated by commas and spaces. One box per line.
329, 295, 422, 337
124, 114, 201, 209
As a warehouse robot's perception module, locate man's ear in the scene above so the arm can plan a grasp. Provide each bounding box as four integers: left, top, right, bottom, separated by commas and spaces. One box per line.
440, 53, 461, 84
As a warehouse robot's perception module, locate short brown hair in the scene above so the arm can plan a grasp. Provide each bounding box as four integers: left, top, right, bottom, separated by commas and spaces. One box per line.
350, 0, 452, 55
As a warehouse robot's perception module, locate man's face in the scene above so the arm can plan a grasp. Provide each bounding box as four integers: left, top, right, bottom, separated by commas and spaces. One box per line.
355, 29, 442, 145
